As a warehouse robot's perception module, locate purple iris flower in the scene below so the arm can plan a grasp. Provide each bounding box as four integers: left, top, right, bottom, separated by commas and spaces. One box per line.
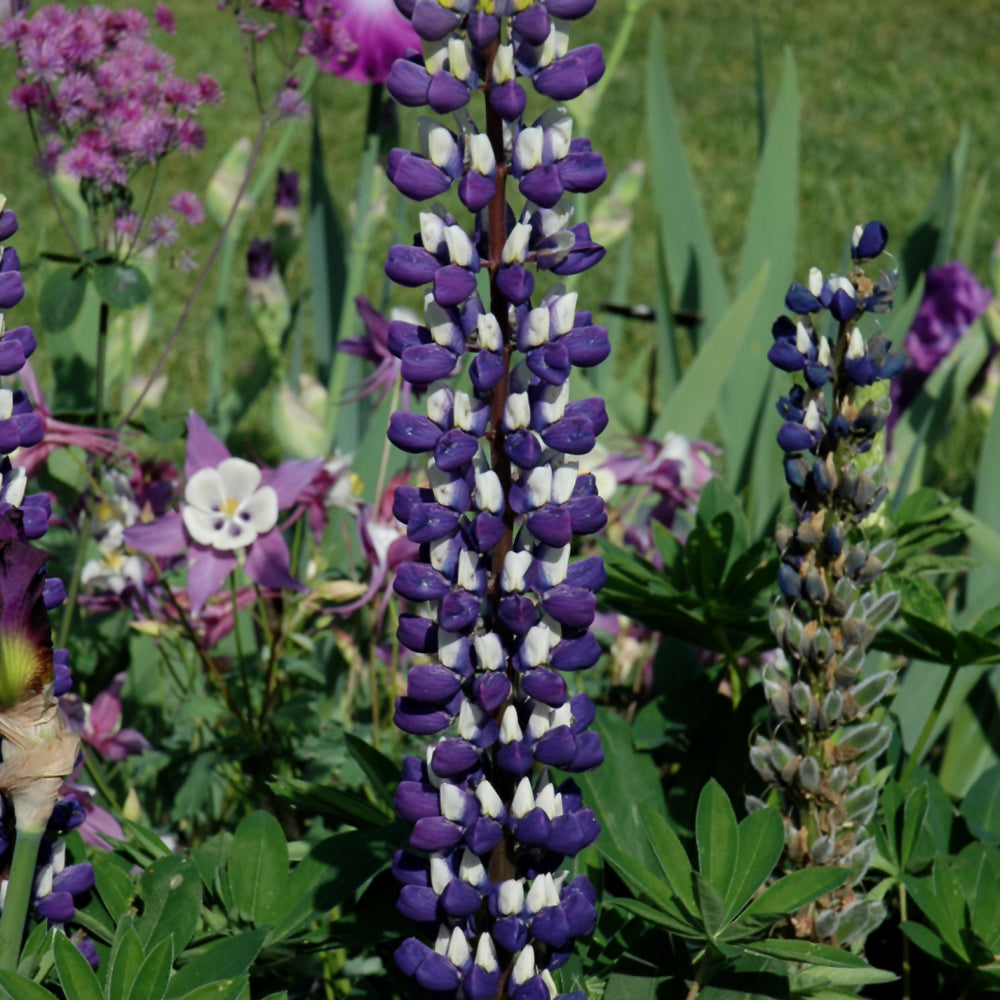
890, 260, 993, 425
124, 412, 322, 616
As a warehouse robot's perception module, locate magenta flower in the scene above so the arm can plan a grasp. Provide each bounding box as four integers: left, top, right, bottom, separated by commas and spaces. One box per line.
61, 672, 150, 763
324, 0, 420, 85
124, 412, 322, 616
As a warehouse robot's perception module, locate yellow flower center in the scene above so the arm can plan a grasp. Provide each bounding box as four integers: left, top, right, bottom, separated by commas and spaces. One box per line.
219, 495, 241, 518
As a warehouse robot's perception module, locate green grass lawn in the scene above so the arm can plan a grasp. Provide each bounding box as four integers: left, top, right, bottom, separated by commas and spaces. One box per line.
1, 0, 998, 432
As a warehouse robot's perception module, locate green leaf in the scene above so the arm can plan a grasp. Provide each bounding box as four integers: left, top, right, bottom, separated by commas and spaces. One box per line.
571, 709, 668, 873
39, 267, 87, 332
165, 930, 267, 1000
343, 734, 399, 808
639, 805, 697, 914
743, 938, 871, 968
170, 979, 247, 1000
645, 17, 729, 342
53, 932, 102, 1000
651, 264, 769, 440
695, 779, 739, 901
134, 855, 202, 955
692, 871, 728, 937
737, 867, 847, 927
92, 261, 150, 310
268, 777, 391, 829
600, 846, 696, 935
119, 819, 174, 862
128, 937, 174, 1000
227, 811, 289, 924
108, 924, 145, 1000
0, 971, 59, 1000
959, 763, 1000, 843
725, 807, 784, 921
604, 896, 700, 938
899, 921, 962, 966
93, 853, 135, 922
900, 783, 930, 871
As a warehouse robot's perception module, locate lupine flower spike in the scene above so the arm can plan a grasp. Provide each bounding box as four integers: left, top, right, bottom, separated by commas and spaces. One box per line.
384, 2, 607, 997
753, 221, 904, 945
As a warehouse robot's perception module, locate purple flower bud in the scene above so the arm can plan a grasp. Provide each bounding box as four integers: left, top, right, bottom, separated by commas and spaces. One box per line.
395, 781, 441, 822
401, 343, 459, 385
467, 512, 506, 553
785, 282, 822, 314
395, 563, 452, 602
547, 808, 600, 854
416, 951, 463, 993
0, 211, 17, 241
394, 698, 453, 736
468, 12, 500, 47
497, 739, 534, 777
513, 4, 550, 44
547, 0, 598, 16
474, 671, 512, 713
551, 631, 601, 671
565, 555, 606, 592
387, 58, 432, 106
439, 589, 481, 632
567, 729, 603, 770
427, 71, 471, 114
467, 816, 504, 854
526, 505, 572, 547
498, 595, 539, 634
43, 577, 66, 610
470, 350, 506, 392
410, 815, 465, 852
851, 220, 888, 261
441, 877, 482, 917
526, 343, 571, 385
411, 0, 462, 40
522, 668, 567, 706
492, 915, 528, 954
534, 728, 578, 768
35, 891, 76, 923
385, 244, 441, 286
565, 496, 606, 535
504, 429, 544, 470
490, 79, 528, 120
0, 270, 24, 310
458, 171, 496, 212
531, 904, 573, 947
435, 428, 480, 472
434, 263, 477, 307
387, 148, 454, 201
515, 807, 552, 846
465, 964, 501, 1000
559, 150, 608, 194
431, 738, 482, 778
776, 421, 816, 454
407, 664, 463, 703
519, 164, 564, 208
388, 412, 442, 453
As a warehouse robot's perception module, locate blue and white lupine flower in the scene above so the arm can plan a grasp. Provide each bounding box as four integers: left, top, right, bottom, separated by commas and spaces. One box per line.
384, 2, 607, 997
753, 222, 904, 946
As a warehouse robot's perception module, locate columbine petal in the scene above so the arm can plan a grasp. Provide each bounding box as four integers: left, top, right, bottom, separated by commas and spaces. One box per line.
184, 411, 230, 478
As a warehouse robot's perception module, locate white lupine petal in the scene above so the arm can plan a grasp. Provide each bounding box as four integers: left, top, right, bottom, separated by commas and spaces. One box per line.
447, 927, 471, 968
539, 108, 572, 159
419, 211, 446, 253
516, 127, 544, 171
0, 389, 13, 422
475, 779, 503, 818
457, 549, 480, 591
537, 199, 574, 237
474, 469, 503, 512
439, 782, 466, 822
2, 466, 26, 506
510, 776, 534, 817
35, 863, 53, 898
502, 222, 532, 264
847, 327, 865, 359
454, 391, 482, 431
474, 934, 499, 972
492, 43, 515, 83
499, 879, 525, 915
523, 624, 551, 667
426, 384, 454, 425
430, 854, 453, 894
817, 336, 832, 366
522, 465, 554, 509
447, 36, 471, 80
808, 266, 823, 296
459, 848, 486, 886
474, 632, 504, 671
551, 464, 577, 504
525, 875, 549, 913
795, 321, 811, 354
549, 289, 577, 334
423, 37, 448, 74
527, 701, 551, 741
551, 703, 573, 728
502, 549, 533, 592
477, 313, 502, 351
851, 223, 864, 249
535, 380, 569, 426
457, 699, 484, 741
500, 704, 524, 744
468, 132, 496, 175
535, 783, 557, 818
445, 224, 474, 267
428, 536, 455, 572
550, 20, 570, 58
536, 544, 570, 588
504, 392, 531, 431
427, 125, 458, 169
804, 400, 822, 433
433, 922, 451, 954
525, 307, 550, 346
438, 628, 463, 667
512, 945, 536, 985
541, 969, 559, 998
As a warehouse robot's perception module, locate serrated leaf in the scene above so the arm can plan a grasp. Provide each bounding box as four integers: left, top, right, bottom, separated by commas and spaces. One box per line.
53, 932, 102, 1000
93, 261, 150, 310
39, 267, 88, 332
725, 807, 784, 921
695, 779, 739, 901
227, 811, 289, 924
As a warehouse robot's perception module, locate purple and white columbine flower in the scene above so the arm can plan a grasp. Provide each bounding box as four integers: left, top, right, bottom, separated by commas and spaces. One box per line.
124, 412, 321, 616
383, 3, 606, 998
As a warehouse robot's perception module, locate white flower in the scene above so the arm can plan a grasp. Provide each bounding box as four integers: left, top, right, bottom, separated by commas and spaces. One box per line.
182, 458, 278, 551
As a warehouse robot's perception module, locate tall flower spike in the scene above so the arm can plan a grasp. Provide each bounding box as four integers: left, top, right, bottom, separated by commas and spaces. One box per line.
756, 222, 903, 946
385, 3, 605, 997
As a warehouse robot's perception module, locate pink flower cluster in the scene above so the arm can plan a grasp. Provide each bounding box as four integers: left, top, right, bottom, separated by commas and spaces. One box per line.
2, 4, 223, 192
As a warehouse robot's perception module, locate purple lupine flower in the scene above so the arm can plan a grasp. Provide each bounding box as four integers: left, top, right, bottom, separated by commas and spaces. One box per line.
124, 412, 322, 616
890, 260, 993, 424
384, 4, 605, 997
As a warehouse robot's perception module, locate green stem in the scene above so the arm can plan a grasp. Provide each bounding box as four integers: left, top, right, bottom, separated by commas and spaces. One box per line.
83, 753, 124, 816
899, 882, 911, 1000
324, 83, 384, 445
901, 662, 960, 783
0, 828, 43, 972
684, 950, 712, 1000
230, 572, 255, 726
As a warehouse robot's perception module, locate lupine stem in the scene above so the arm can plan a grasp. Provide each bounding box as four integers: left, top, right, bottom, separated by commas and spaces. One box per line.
0, 828, 43, 972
